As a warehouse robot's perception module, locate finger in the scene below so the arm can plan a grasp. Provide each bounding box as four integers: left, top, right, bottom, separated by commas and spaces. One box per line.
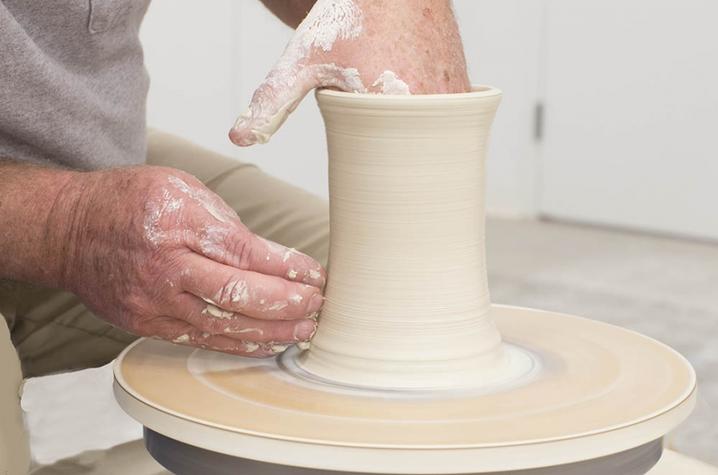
137, 315, 278, 357
190, 224, 327, 288
252, 234, 326, 288
179, 332, 282, 357
171, 292, 317, 343
228, 78, 305, 147
229, 63, 366, 147
180, 252, 324, 321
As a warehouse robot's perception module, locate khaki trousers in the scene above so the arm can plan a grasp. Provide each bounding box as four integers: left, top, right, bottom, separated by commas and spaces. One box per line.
0, 130, 329, 474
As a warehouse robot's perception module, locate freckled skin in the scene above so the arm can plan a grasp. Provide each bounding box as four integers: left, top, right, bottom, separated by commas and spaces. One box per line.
51, 166, 326, 356
231, 0, 469, 146
322, 0, 471, 92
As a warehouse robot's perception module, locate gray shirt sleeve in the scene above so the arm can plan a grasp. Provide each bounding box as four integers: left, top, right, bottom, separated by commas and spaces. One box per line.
0, 0, 151, 170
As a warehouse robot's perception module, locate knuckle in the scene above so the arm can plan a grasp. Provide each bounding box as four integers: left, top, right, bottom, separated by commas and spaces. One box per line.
123, 313, 147, 336
139, 176, 188, 247
123, 292, 148, 318
213, 275, 249, 308
232, 233, 254, 269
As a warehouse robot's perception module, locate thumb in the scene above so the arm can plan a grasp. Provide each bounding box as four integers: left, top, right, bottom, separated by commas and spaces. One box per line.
229, 63, 366, 147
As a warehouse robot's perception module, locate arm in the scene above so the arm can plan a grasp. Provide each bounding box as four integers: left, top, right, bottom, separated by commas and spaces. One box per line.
259, 0, 316, 28
0, 161, 325, 355
230, 0, 469, 146
0, 160, 77, 287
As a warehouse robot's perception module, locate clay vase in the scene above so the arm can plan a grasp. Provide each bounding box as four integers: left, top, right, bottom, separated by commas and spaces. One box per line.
299, 87, 513, 390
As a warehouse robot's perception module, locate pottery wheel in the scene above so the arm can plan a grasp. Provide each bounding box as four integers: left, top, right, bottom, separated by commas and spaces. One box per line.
115, 87, 695, 474
113, 304, 695, 474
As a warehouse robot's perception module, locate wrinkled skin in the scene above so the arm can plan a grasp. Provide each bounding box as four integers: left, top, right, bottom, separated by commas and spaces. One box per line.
230, 0, 470, 146
57, 167, 326, 356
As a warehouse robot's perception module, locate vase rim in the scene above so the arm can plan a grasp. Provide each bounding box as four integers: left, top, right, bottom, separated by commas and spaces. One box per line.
316, 84, 501, 102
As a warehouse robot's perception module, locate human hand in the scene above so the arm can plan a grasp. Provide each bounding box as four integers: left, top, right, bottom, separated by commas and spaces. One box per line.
229, 0, 470, 146
59, 166, 326, 356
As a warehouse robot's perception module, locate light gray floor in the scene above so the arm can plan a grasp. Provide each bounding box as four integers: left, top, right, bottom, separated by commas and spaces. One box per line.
22, 217, 718, 468
486, 218, 718, 464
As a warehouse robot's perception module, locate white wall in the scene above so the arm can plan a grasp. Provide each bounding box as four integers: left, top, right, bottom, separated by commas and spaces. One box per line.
539, 0, 718, 240
455, 0, 544, 217
140, 0, 542, 216
141, 0, 239, 158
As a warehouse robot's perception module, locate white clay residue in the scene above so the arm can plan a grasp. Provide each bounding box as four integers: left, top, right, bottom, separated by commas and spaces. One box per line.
372, 70, 411, 95
267, 301, 289, 312
229, 280, 250, 305
287, 269, 298, 280
295, 0, 363, 54
244, 342, 260, 353
340, 67, 365, 92
204, 304, 234, 320
258, 236, 286, 255
168, 176, 236, 224
211, 279, 250, 308
313, 63, 367, 94
283, 248, 298, 262
232, 0, 365, 145
143, 189, 184, 245
198, 224, 232, 260
270, 344, 290, 354
259, 237, 311, 264
173, 334, 190, 344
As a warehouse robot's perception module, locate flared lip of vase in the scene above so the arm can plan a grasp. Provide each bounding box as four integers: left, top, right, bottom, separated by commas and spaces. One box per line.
316, 84, 501, 104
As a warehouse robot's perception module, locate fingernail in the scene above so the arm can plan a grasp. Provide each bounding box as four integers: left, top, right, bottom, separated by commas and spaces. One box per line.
307, 293, 325, 315
294, 319, 317, 341
229, 121, 257, 147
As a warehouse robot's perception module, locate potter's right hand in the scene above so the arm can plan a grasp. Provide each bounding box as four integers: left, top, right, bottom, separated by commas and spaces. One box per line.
57, 166, 326, 356
229, 0, 470, 147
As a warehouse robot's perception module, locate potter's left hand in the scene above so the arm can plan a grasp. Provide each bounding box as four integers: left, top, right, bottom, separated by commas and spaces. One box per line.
229, 0, 470, 147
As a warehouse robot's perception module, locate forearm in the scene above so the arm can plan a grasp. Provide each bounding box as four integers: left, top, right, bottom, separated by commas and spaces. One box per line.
0, 160, 83, 287
261, 0, 455, 27
259, 0, 316, 28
